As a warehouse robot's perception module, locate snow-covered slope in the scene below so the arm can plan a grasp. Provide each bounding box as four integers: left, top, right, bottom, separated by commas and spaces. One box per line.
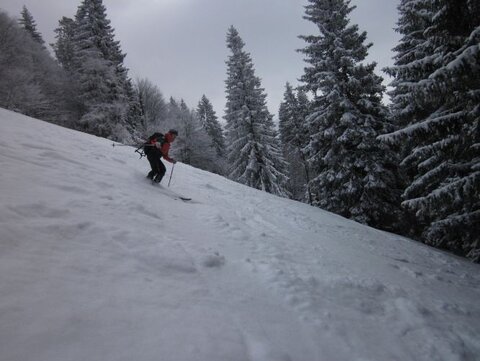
1, 108, 479, 361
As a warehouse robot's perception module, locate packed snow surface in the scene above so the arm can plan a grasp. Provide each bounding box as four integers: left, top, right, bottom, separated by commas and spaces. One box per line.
1, 108, 479, 361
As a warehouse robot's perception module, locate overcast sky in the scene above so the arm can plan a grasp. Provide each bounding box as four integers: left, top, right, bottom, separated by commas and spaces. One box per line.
1, 0, 401, 120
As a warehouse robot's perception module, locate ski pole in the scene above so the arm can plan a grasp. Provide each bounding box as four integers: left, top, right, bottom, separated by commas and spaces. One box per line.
112, 143, 156, 147
112, 143, 135, 147
168, 163, 175, 187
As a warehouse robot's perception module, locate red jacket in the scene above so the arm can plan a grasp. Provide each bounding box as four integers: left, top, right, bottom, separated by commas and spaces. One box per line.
149, 132, 175, 163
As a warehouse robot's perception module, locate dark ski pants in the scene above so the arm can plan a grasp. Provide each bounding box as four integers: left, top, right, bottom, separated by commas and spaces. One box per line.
147, 152, 166, 182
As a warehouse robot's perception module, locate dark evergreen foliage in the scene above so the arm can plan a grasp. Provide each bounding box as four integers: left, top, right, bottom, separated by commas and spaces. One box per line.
52, 17, 76, 73
299, 0, 403, 231
224, 26, 289, 197
69, 0, 138, 141
2, 0, 478, 261
197, 95, 226, 158
18, 6, 45, 47
278, 83, 313, 202
381, 0, 480, 261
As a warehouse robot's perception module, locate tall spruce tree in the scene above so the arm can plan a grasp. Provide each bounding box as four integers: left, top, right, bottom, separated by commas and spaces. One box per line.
278, 83, 313, 202
52, 17, 76, 73
197, 95, 226, 158
19, 6, 45, 47
299, 0, 402, 230
380, 0, 436, 237
224, 26, 289, 197
384, 0, 434, 131
70, 0, 135, 141
381, 0, 480, 261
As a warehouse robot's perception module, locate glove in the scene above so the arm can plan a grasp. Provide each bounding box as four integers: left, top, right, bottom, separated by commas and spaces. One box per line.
172, 159, 177, 164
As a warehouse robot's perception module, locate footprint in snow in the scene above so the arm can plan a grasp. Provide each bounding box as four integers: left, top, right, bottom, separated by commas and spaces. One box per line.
202, 252, 226, 268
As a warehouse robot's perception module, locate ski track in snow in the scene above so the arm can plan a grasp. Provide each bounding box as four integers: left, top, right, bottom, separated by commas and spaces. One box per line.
185, 168, 480, 359
1, 108, 480, 361
193, 187, 480, 360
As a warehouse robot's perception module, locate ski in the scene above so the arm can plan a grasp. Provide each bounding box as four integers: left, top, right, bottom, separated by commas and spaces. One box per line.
148, 179, 192, 201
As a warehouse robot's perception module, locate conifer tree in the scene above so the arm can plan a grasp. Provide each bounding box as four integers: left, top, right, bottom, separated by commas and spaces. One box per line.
278, 83, 312, 202
19, 6, 45, 47
197, 95, 226, 158
279, 84, 301, 151
70, 0, 135, 141
384, 0, 434, 129
379, 0, 436, 236
381, 0, 480, 261
52, 17, 76, 73
224, 26, 289, 197
299, 0, 402, 230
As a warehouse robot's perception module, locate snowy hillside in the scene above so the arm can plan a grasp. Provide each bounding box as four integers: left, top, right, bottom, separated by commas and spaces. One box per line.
1, 108, 479, 361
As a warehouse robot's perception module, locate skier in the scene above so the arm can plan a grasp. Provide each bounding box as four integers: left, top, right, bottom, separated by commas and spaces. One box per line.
146, 129, 178, 183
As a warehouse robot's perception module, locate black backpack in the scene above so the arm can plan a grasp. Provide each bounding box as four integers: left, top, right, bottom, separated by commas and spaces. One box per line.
135, 132, 165, 158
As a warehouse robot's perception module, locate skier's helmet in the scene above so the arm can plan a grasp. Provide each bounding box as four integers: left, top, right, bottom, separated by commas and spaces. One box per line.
169, 129, 178, 136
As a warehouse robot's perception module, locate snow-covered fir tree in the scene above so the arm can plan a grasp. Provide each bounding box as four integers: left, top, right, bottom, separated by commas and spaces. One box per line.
382, 0, 436, 157
279, 83, 309, 153
278, 83, 313, 202
70, 0, 137, 141
197, 95, 226, 158
380, 0, 480, 261
299, 0, 402, 231
52, 17, 76, 73
19, 6, 45, 47
169, 99, 218, 173
380, 0, 436, 236
76, 0, 143, 139
383, 0, 435, 132
224, 26, 289, 197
